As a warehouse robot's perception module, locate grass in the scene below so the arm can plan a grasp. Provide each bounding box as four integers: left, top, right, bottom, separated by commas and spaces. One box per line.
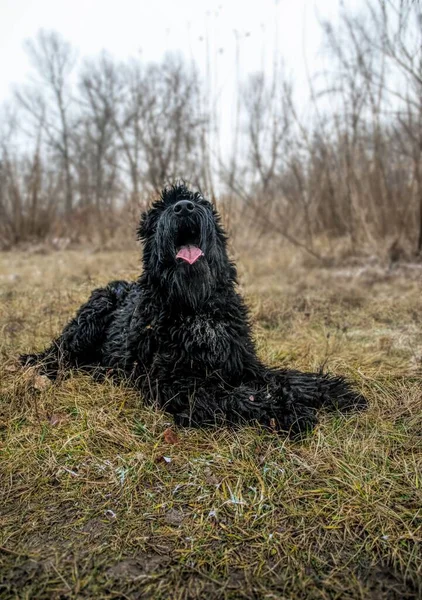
0, 246, 421, 599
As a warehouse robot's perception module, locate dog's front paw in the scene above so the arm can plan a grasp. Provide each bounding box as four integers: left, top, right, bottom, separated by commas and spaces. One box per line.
268, 386, 318, 437
320, 375, 367, 413
274, 404, 318, 438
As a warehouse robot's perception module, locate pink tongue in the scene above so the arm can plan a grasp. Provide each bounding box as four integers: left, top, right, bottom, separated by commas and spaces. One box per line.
176, 245, 204, 265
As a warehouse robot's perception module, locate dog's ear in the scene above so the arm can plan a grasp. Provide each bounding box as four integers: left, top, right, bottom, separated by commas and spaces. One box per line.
137, 210, 154, 241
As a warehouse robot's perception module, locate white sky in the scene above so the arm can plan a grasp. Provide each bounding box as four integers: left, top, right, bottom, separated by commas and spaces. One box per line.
1, 0, 369, 169
0, 0, 348, 104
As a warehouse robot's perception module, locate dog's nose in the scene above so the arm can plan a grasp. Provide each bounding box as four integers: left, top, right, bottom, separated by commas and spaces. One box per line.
173, 199, 195, 216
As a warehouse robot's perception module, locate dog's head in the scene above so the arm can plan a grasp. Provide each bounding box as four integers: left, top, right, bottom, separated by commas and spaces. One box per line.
138, 184, 236, 308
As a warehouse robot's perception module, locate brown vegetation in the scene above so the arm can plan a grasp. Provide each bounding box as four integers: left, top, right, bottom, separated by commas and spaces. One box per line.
0, 245, 421, 599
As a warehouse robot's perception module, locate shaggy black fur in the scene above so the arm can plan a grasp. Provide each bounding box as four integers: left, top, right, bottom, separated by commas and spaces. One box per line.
21, 184, 366, 436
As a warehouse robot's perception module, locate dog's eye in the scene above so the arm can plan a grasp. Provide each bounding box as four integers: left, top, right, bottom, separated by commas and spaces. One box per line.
198, 199, 212, 207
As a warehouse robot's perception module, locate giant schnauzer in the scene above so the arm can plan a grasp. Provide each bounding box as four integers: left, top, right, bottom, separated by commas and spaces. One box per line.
21, 184, 366, 436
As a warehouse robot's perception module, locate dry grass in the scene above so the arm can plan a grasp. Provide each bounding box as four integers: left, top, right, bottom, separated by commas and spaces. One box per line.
0, 245, 421, 599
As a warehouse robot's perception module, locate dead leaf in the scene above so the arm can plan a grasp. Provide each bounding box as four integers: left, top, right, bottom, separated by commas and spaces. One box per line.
49, 413, 68, 427
163, 427, 179, 445
33, 375, 52, 391
22, 366, 37, 383
164, 508, 185, 526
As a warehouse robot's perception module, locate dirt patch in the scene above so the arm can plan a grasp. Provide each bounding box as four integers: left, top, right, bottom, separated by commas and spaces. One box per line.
107, 553, 171, 581
3, 559, 43, 588
164, 508, 186, 526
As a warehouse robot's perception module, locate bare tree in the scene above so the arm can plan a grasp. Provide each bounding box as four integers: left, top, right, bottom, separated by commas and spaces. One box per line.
140, 55, 205, 191
78, 53, 120, 209
1, 6, 421, 255
17, 30, 76, 213
102, 54, 206, 199
242, 72, 292, 196
0, 105, 59, 247
321, 0, 422, 254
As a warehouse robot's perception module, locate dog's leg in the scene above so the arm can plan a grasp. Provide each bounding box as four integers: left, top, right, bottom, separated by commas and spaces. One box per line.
169, 369, 365, 437
223, 380, 320, 437
237, 369, 366, 436
20, 281, 132, 378
161, 379, 319, 437
273, 369, 367, 413
219, 370, 366, 436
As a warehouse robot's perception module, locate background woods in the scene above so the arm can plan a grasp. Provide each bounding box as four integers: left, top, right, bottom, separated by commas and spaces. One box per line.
0, 0, 421, 259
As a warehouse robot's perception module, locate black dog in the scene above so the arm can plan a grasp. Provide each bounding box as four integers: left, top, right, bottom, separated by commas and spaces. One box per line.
21, 184, 366, 436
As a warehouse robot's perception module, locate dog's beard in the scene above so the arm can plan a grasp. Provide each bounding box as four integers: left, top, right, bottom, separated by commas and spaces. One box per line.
168, 260, 215, 310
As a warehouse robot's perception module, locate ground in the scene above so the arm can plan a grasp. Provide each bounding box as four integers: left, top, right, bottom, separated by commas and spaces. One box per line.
0, 244, 421, 599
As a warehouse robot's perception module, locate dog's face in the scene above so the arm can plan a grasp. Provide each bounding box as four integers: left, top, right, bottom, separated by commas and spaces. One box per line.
138, 184, 236, 308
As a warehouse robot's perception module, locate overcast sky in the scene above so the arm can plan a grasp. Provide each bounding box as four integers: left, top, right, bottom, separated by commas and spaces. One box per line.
0, 0, 352, 104
0, 0, 371, 166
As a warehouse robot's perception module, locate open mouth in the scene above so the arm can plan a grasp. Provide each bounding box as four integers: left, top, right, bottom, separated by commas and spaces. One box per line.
175, 224, 204, 265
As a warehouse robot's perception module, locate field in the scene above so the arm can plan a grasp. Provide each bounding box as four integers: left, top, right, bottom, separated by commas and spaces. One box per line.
0, 243, 421, 599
